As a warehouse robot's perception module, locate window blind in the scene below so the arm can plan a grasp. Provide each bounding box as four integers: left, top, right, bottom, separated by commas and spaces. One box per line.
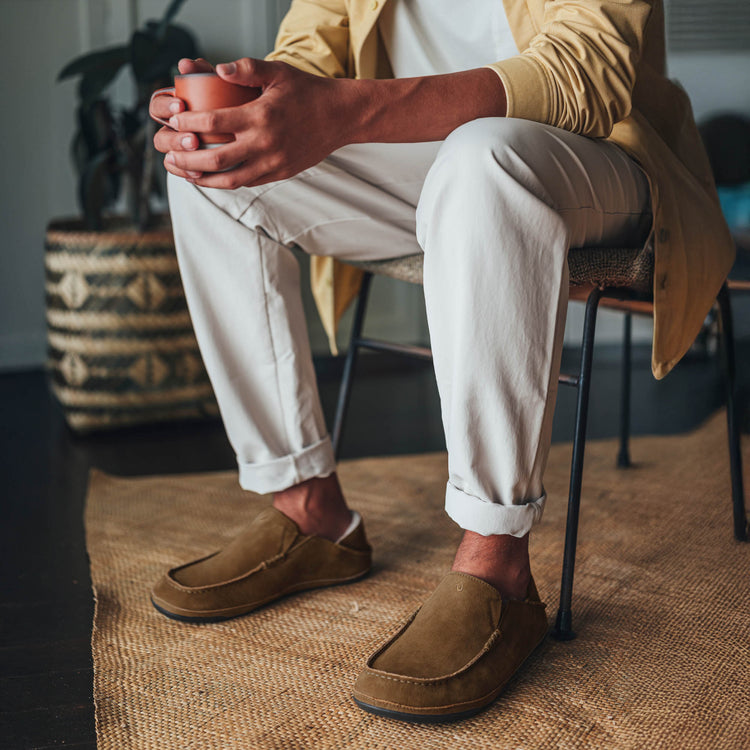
665, 0, 750, 52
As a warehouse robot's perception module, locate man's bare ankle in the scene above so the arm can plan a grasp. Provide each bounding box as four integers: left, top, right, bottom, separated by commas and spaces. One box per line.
451, 561, 531, 600
451, 530, 532, 600
273, 474, 353, 542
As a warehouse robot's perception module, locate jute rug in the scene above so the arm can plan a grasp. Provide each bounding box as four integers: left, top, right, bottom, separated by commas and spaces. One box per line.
86, 413, 750, 749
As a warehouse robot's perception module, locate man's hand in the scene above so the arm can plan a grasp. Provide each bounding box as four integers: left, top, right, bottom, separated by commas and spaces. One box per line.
151, 58, 216, 181
163, 58, 357, 189
159, 56, 507, 189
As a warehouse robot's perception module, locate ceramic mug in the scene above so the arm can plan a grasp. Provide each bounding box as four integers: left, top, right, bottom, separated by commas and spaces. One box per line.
150, 72, 259, 146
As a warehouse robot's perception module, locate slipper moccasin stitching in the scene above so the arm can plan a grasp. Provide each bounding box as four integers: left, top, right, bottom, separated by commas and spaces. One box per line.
151, 506, 372, 622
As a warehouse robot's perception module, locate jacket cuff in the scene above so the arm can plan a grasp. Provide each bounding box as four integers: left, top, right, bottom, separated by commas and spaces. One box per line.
265, 50, 334, 78
484, 56, 551, 124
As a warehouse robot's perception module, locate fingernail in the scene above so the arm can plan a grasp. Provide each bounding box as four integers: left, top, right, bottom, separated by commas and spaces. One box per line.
169, 115, 179, 129
181, 136, 195, 149
218, 62, 236, 75
165, 153, 175, 164
169, 101, 182, 114
187, 170, 201, 178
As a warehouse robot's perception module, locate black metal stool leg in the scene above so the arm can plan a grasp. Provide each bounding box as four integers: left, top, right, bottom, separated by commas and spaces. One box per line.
332, 272, 373, 461
716, 283, 749, 542
617, 312, 633, 468
554, 287, 602, 640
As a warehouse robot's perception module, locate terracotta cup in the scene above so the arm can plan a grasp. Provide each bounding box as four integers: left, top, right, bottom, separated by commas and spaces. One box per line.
150, 72, 259, 145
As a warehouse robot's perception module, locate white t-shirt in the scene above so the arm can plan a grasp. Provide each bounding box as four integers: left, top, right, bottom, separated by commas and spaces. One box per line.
379, 0, 519, 78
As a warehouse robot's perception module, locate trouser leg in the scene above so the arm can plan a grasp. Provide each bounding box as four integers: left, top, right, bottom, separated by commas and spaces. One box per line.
416, 118, 652, 537
167, 143, 440, 494
168, 174, 333, 493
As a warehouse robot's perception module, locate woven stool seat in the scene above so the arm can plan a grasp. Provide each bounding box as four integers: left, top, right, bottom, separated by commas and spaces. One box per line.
343, 243, 654, 293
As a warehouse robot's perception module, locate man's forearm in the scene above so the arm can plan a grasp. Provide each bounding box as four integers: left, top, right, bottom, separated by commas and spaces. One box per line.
160, 60, 508, 188
339, 68, 507, 145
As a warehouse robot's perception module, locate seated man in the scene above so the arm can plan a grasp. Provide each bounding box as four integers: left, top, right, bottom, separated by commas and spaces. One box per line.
149, 0, 733, 722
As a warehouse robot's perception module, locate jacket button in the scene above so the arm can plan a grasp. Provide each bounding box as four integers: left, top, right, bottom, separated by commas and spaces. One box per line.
370, 0, 378, 9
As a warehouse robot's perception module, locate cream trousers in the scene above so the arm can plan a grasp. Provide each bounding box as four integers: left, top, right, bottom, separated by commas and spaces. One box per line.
167, 118, 651, 537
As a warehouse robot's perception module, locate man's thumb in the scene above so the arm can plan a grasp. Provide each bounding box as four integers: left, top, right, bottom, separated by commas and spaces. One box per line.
216, 58, 272, 87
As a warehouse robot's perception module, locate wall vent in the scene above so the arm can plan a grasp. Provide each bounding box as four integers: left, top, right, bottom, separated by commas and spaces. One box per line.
665, 0, 750, 52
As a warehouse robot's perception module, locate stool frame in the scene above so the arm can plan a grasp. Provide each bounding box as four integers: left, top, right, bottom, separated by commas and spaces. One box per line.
331, 273, 749, 640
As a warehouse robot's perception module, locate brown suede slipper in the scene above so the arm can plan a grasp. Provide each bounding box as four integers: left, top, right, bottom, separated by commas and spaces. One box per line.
151, 506, 372, 623
352, 572, 547, 722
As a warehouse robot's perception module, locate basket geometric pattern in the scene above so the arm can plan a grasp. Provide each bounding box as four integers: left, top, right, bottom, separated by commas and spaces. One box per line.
45, 217, 218, 432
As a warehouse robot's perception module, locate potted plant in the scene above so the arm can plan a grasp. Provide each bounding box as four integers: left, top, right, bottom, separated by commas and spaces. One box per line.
45, 0, 218, 432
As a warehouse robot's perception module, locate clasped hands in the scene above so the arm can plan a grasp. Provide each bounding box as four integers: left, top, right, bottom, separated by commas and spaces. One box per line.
152, 57, 357, 189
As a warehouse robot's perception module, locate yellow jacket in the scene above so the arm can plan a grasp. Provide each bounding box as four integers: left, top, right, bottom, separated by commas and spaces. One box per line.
267, 0, 734, 379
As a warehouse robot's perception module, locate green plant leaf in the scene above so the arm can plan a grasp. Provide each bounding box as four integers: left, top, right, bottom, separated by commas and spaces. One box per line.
155, 0, 189, 40
76, 100, 116, 158
72, 100, 120, 223
131, 29, 160, 82
71, 130, 89, 178
152, 170, 165, 199
61, 0, 198, 228
131, 24, 198, 83
78, 59, 127, 107
58, 45, 129, 81
79, 151, 116, 230
120, 108, 142, 140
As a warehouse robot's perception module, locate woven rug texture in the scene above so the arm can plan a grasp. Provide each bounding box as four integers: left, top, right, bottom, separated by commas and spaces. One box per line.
85, 413, 750, 749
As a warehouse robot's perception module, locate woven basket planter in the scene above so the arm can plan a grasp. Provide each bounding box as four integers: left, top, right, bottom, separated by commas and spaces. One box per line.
45, 216, 218, 432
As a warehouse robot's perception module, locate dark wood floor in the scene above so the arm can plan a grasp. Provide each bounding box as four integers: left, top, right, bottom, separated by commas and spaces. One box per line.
1, 340, 745, 749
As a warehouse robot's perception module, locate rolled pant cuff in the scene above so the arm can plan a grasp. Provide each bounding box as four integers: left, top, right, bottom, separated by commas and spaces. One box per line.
445, 482, 545, 537
237, 436, 336, 495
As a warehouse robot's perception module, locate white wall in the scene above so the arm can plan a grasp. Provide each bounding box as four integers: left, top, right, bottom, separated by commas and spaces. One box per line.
1, 1, 748, 370
1, 1, 81, 370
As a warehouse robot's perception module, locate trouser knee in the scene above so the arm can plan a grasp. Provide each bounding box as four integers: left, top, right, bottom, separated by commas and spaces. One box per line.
416, 118, 557, 279
166, 173, 270, 257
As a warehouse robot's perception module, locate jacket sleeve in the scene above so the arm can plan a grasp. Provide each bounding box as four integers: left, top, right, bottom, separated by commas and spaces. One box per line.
487, 0, 653, 138
265, 0, 350, 78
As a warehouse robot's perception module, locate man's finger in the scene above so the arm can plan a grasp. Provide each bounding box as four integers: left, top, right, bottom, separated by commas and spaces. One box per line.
168, 106, 248, 134
153, 128, 199, 154
166, 139, 253, 174
216, 57, 276, 88
151, 95, 185, 120
190, 159, 276, 190
163, 155, 203, 181
177, 57, 215, 75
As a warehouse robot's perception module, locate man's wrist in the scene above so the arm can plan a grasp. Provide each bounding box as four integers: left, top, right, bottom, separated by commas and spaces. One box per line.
330, 78, 377, 147
329, 69, 507, 147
